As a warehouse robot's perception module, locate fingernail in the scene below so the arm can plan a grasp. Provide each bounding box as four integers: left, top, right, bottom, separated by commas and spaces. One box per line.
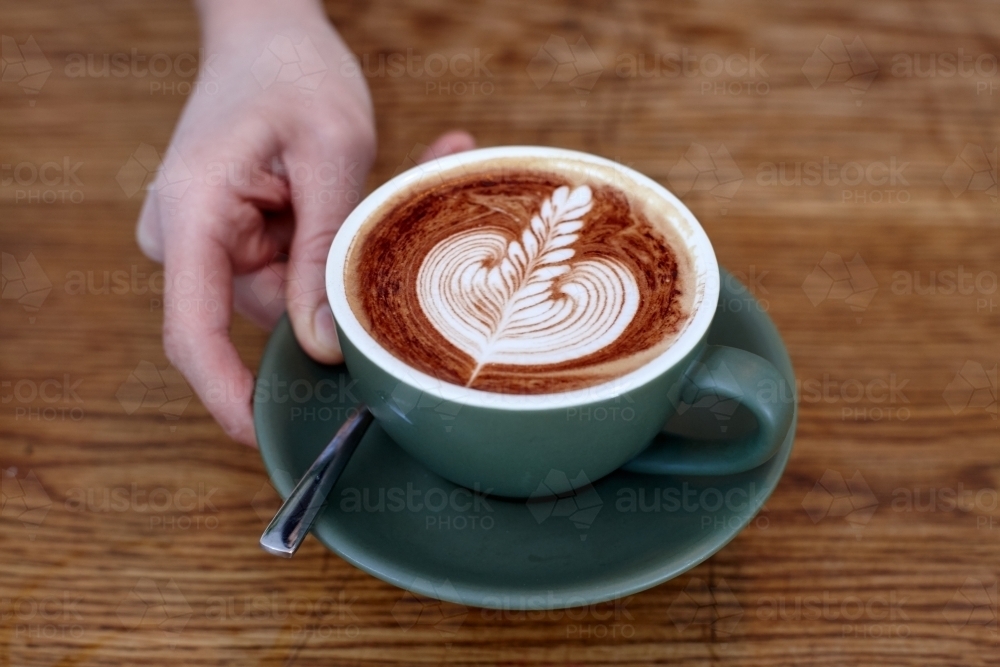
313, 303, 340, 354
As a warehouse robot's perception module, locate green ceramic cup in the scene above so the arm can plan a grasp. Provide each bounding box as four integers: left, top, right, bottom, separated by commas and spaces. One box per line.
326, 147, 793, 498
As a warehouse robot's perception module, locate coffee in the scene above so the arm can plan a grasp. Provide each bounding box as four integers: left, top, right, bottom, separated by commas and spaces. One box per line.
345, 156, 695, 394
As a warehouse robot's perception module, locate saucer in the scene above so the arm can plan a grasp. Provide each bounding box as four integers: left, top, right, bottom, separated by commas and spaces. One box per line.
254, 268, 796, 610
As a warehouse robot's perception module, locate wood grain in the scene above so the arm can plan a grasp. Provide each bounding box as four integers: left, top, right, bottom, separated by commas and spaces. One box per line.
1, 0, 998, 664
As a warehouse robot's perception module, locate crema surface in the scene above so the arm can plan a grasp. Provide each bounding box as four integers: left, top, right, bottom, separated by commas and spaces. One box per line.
345, 159, 695, 394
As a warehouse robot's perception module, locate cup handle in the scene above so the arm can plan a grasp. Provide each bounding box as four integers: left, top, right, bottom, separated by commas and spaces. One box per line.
622, 345, 794, 476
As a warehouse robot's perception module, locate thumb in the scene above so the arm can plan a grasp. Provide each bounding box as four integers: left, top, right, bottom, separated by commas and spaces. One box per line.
284, 144, 368, 364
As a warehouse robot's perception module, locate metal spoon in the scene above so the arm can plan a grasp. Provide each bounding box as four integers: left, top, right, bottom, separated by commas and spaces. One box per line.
259, 405, 374, 557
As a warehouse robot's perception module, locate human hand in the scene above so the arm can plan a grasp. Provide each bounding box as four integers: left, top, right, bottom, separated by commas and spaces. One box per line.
136, 0, 474, 445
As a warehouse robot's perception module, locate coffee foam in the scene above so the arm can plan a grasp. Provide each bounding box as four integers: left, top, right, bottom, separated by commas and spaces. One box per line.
345, 155, 696, 394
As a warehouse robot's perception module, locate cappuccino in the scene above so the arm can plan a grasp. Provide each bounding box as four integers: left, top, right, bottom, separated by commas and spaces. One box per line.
345, 156, 695, 394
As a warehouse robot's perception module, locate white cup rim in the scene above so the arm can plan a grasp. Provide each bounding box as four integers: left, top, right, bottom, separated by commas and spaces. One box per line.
326, 146, 720, 411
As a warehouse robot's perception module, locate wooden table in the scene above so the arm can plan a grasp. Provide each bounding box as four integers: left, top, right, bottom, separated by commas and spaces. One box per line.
2, 0, 998, 664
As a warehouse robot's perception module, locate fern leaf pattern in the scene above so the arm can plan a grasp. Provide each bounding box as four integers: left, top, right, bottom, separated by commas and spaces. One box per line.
417, 185, 640, 383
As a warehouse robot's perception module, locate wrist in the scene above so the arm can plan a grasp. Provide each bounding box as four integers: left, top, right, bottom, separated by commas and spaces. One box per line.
196, 0, 330, 49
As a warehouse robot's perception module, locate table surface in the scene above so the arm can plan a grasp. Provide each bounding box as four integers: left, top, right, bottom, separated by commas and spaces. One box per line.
2, 0, 998, 664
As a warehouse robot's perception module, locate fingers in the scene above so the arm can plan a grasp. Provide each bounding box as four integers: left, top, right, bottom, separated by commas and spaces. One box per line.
418, 130, 476, 163
162, 200, 257, 447
232, 209, 296, 331
282, 138, 373, 365
233, 261, 289, 330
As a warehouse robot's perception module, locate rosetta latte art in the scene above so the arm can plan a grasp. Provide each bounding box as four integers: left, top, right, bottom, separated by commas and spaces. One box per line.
417, 185, 640, 384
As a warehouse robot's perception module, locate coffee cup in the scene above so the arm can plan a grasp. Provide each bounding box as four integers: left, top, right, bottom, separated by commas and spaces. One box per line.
326, 146, 793, 498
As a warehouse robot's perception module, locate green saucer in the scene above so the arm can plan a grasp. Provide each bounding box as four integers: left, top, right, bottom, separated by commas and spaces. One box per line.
254, 269, 796, 610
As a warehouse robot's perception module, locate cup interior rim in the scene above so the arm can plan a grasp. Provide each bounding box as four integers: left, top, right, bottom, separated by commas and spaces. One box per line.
326, 146, 720, 411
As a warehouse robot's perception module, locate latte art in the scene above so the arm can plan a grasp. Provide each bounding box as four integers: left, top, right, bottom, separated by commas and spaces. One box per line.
417, 186, 640, 384
346, 162, 694, 394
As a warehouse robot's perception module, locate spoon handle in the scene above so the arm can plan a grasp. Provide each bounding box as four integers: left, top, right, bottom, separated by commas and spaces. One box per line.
260, 405, 374, 557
